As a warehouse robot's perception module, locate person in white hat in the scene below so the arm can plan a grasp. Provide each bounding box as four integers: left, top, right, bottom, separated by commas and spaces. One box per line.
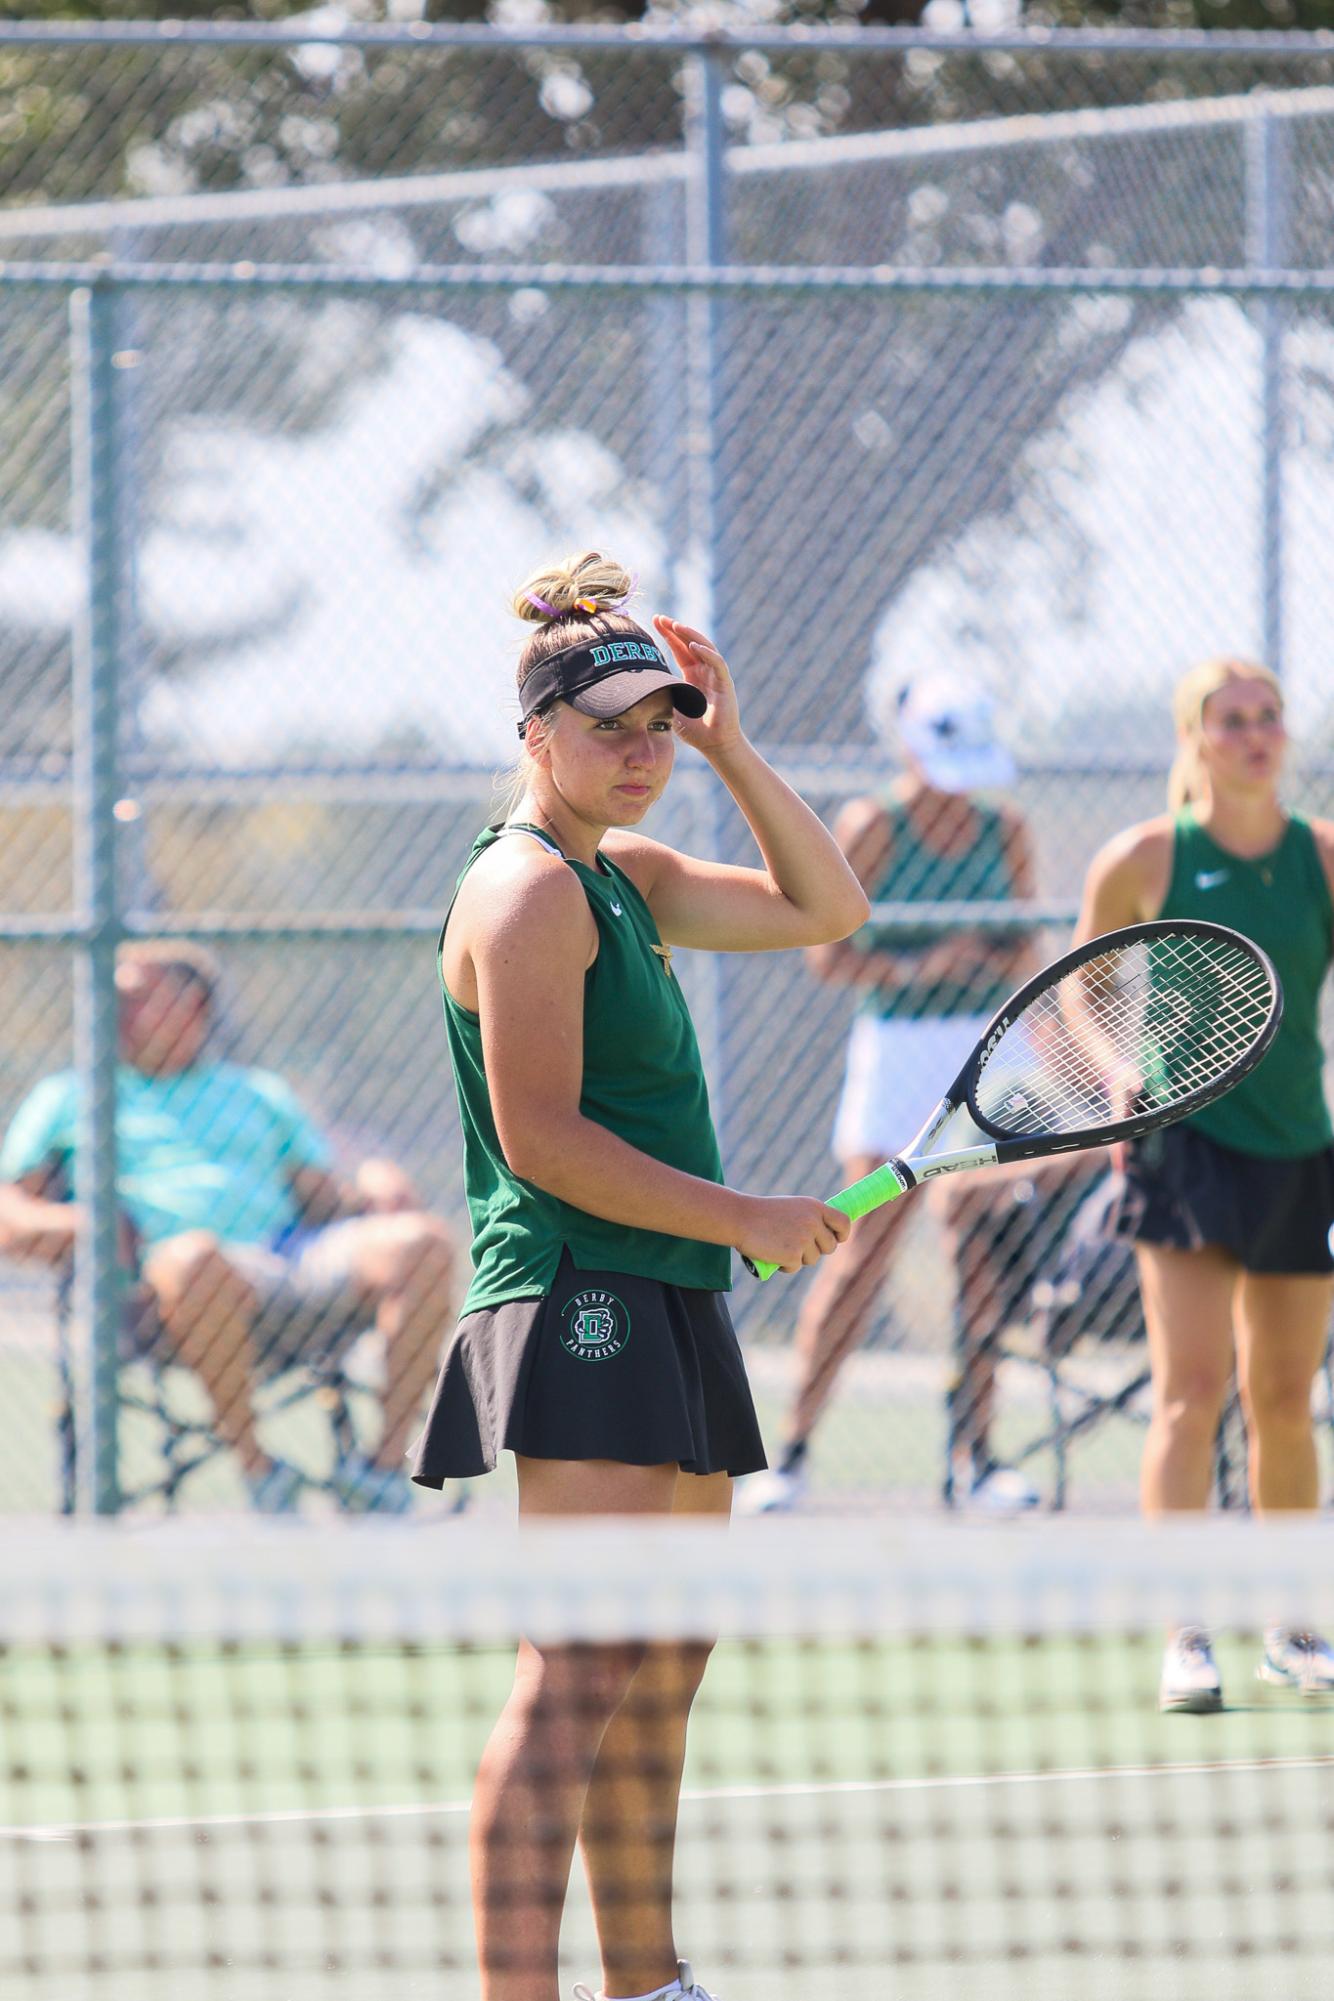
738, 670, 1058, 1515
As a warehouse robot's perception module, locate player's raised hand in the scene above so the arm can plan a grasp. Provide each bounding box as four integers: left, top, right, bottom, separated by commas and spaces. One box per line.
653, 616, 743, 757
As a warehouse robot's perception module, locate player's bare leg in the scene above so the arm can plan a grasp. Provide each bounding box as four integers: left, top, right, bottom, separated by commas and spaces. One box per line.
1234, 1270, 1333, 1512
576, 1469, 730, 2000
471, 1456, 681, 2001
1135, 1242, 1238, 1515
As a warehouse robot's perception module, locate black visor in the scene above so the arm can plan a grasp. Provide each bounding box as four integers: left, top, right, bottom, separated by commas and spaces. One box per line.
517, 634, 707, 737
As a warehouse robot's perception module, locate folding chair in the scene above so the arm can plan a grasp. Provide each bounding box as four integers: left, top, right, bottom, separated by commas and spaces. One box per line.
53, 1263, 381, 1515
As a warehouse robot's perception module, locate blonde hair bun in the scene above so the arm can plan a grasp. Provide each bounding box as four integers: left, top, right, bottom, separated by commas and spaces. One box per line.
512, 552, 635, 625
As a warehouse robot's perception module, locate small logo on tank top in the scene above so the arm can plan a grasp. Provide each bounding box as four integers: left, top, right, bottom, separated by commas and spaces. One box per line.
610, 900, 624, 916
560, 1288, 631, 1362
1194, 868, 1230, 891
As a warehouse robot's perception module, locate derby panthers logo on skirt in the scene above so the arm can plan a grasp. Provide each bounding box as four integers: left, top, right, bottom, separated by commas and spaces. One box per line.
560, 1287, 631, 1362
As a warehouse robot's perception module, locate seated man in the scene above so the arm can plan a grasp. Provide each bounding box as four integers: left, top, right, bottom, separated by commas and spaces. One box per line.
0, 940, 455, 1513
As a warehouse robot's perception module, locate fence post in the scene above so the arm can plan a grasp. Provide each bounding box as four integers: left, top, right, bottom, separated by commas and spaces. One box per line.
1246, 99, 1287, 680
684, 43, 730, 1150
70, 282, 124, 1516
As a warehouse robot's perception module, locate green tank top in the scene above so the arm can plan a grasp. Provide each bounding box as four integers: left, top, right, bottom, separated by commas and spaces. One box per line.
1161, 805, 1333, 1157
857, 798, 1020, 1022
441, 823, 730, 1313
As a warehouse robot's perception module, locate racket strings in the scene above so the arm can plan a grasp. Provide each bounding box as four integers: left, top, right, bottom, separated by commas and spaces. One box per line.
973, 935, 1275, 1139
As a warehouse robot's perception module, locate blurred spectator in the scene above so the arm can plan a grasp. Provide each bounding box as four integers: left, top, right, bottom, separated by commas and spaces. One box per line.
738, 673, 1048, 1514
0, 940, 454, 1512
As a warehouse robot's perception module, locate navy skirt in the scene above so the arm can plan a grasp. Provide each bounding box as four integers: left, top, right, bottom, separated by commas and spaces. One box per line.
1114, 1124, 1334, 1276
411, 1249, 766, 1484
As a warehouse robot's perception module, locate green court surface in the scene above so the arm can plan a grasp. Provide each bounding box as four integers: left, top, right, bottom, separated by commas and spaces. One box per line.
3, 1631, 1332, 2001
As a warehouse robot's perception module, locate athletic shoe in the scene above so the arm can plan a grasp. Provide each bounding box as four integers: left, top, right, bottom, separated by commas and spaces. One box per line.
330, 1451, 415, 1515
676, 1964, 719, 2000
733, 1462, 808, 1516
243, 1458, 305, 1514
572, 1960, 720, 2001
962, 1462, 1041, 1515
1257, 1628, 1334, 1695
1159, 1627, 1223, 1713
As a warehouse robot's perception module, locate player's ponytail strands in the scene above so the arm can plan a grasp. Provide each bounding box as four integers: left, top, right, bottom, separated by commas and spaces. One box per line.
1166, 656, 1283, 812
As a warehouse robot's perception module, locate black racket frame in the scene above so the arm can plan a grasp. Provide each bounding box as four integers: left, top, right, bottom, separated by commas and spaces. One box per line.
955, 918, 1283, 1168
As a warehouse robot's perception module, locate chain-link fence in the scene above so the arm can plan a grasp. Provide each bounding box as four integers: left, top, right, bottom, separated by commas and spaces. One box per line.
2, 21, 1333, 1515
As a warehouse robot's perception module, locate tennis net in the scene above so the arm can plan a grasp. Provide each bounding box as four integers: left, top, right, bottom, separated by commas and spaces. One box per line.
3, 1517, 1333, 2001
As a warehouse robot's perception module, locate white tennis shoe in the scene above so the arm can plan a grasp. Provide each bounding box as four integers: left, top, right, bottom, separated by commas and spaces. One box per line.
1158, 1627, 1223, 1713
962, 1462, 1041, 1515
572, 1960, 719, 2001
1257, 1628, 1334, 1695
734, 1463, 808, 1515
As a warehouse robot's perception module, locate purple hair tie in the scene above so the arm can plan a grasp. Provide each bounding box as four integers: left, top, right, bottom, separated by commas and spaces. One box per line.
525, 589, 560, 619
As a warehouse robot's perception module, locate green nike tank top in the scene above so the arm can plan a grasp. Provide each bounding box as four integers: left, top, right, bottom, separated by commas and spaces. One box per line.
857, 798, 1021, 1022
441, 823, 730, 1313
1161, 805, 1333, 1157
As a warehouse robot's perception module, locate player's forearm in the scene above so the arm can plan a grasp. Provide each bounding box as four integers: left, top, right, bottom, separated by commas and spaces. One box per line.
812, 940, 921, 993
0, 1188, 78, 1265
917, 933, 1031, 987
705, 737, 869, 940
503, 1114, 755, 1248
814, 931, 1011, 995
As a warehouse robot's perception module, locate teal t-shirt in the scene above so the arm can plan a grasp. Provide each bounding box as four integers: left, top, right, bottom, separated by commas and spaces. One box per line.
0, 1062, 331, 1248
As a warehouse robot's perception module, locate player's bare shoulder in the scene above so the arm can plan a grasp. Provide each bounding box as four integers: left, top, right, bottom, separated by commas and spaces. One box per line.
1101, 815, 1173, 886
1306, 815, 1334, 904
1081, 814, 1175, 930
464, 833, 591, 942
832, 792, 895, 884
444, 832, 596, 1011
835, 791, 891, 842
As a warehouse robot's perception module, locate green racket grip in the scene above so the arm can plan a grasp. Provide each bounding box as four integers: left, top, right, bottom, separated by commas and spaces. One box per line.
829, 1160, 911, 1225
743, 1161, 911, 1281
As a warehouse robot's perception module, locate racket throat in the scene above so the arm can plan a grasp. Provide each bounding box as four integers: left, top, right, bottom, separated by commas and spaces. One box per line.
902, 1142, 1000, 1182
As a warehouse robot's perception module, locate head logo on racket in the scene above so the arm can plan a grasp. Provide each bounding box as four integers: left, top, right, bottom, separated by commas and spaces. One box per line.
560, 1289, 631, 1362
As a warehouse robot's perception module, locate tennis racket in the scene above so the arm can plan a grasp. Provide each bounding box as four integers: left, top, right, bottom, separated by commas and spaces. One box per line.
744, 919, 1282, 1280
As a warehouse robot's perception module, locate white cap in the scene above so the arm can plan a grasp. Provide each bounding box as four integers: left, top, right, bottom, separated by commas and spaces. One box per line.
895, 674, 1015, 795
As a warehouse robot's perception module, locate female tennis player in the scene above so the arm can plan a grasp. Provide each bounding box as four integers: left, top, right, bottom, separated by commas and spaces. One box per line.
1075, 657, 1334, 1711
738, 670, 1047, 1516
411, 552, 866, 2001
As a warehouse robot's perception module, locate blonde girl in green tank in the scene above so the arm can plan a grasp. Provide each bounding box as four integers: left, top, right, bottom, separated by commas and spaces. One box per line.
1076, 658, 1334, 1711
429, 553, 866, 2001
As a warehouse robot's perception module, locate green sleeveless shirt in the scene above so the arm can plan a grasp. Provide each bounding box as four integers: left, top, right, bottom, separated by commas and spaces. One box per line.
441, 823, 730, 1313
1161, 805, 1333, 1157
856, 797, 1020, 1022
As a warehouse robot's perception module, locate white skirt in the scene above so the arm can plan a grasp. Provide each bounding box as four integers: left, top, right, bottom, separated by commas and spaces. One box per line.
831, 1012, 987, 1162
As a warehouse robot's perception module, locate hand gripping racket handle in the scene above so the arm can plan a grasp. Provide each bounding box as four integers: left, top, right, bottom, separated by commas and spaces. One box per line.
743, 1161, 912, 1280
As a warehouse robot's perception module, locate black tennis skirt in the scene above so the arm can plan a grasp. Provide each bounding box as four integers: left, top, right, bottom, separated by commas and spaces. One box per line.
1113, 1124, 1334, 1276
410, 1249, 767, 1485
